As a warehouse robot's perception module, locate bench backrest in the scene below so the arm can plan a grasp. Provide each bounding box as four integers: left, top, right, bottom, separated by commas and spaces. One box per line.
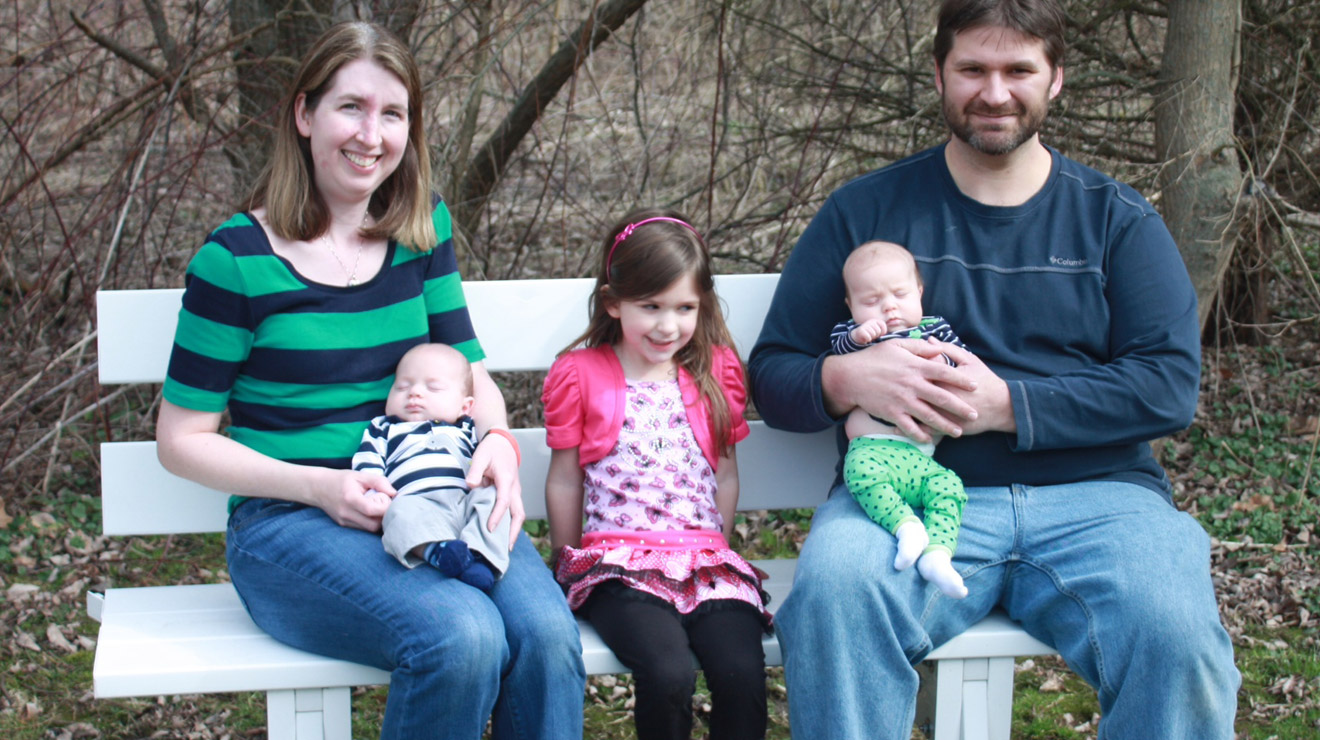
96, 275, 836, 536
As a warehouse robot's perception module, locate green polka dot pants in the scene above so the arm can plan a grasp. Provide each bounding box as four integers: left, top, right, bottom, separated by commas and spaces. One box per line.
842, 436, 967, 554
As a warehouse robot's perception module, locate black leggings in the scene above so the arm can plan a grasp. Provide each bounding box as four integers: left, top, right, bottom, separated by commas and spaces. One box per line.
585, 584, 767, 740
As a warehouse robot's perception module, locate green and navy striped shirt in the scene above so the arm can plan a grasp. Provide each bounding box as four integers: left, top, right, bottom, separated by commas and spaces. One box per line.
164, 202, 483, 481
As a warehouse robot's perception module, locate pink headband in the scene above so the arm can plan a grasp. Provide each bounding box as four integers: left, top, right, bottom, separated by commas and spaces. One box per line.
606, 216, 703, 276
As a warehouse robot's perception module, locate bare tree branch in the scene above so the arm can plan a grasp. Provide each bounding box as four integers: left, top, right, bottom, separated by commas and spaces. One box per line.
0, 77, 166, 211
69, 12, 167, 78
454, 0, 649, 236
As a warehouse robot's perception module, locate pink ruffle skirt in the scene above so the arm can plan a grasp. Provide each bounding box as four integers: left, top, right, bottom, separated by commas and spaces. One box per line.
555, 530, 771, 624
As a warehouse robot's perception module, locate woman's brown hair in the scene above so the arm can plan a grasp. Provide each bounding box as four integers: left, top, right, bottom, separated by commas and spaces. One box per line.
247, 21, 435, 251
563, 207, 743, 458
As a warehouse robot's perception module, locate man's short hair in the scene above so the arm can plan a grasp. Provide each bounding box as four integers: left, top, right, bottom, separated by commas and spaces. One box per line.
934, 0, 1067, 70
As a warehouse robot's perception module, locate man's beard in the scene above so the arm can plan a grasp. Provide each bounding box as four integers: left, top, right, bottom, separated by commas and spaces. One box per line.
943, 96, 1048, 156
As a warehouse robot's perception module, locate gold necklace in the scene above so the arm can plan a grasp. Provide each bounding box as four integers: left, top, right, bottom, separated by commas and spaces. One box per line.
323, 232, 364, 286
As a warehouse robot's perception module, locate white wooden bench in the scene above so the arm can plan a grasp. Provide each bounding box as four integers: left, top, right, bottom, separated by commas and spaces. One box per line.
90, 274, 1056, 740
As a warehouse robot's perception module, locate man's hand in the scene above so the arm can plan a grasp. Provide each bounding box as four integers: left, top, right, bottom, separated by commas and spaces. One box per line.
822, 338, 979, 443
938, 343, 1017, 436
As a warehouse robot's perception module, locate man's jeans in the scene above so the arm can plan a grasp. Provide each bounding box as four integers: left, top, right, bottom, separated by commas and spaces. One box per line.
776, 481, 1239, 740
227, 498, 586, 740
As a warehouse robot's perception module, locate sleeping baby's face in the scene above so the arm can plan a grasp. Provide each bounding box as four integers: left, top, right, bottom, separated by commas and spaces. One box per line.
844, 250, 925, 333
385, 344, 474, 422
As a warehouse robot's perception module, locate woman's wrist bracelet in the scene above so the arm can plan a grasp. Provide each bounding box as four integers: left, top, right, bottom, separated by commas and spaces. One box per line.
485, 427, 521, 465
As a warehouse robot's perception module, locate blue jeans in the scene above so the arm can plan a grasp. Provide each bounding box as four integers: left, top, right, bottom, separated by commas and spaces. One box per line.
226, 498, 586, 740
776, 481, 1239, 740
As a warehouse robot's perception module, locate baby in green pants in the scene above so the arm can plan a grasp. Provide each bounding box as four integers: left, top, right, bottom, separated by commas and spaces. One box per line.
828, 241, 969, 599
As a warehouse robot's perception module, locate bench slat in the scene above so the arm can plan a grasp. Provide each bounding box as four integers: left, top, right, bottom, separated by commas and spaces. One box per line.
96, 274, 780, 384
93, 584, 390, 698
101, 441, 230, 535
98, 275, 820, 536
925, 613, 1054, 661
99, 422, 835, 535
96, 289, 191, 385
91, 560, 1051, 699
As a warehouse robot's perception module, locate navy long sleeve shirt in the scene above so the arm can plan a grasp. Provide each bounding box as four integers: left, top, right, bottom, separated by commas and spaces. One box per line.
748, 143, 1200, 498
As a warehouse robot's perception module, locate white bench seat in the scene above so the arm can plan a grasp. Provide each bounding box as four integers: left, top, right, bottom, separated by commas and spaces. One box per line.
92, 276, 1056, 740
89, 560, 1048, 692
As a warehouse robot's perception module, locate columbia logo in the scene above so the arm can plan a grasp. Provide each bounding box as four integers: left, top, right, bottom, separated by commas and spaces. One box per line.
1049, 256, 1087, 267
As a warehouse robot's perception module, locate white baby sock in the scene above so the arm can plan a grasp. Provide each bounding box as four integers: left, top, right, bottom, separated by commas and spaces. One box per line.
917, 549, 968, 599
893, 519, 929, 572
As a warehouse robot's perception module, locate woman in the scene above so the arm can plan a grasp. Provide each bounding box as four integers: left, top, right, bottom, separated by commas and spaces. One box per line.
155, 22, 585, 739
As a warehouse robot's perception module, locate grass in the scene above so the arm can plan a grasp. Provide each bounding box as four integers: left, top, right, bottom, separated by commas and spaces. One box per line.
1009, 623, 1320, 740
2, 517, 1317, 739
1011, 658, 1101, 739
1, 517, 254, 740
1234, 627, 1320, 739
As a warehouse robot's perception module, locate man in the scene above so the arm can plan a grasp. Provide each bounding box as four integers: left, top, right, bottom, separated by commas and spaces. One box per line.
747, 1, 1240, 738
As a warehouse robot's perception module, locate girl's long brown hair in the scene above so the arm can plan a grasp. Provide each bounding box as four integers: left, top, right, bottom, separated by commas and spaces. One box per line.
561, 207, 743, 458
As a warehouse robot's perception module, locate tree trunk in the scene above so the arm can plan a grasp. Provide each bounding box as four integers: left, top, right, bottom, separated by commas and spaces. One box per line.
1154, 0, 1243, 332
226, 0, 421, 201
227, 0, 333, 200
453, 0, 650, 240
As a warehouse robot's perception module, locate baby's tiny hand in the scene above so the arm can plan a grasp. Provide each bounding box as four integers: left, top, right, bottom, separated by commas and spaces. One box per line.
852, 318, 887, 345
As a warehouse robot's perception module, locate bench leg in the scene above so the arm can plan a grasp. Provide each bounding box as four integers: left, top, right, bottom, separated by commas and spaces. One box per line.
929, 656, 1016, 740
267, 687, 353, 740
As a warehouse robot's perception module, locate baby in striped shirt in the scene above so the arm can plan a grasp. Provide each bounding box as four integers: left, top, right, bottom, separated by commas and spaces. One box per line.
353, 343, 509, 591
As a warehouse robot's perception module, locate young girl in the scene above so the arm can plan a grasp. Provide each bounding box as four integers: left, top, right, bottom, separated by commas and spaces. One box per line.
543, 208, 769, 740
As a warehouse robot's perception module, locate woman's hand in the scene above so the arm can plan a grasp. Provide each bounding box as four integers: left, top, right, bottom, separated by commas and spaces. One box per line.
321, 469, 397, 532
157, 399, 397, 530
468, 432, 524, 550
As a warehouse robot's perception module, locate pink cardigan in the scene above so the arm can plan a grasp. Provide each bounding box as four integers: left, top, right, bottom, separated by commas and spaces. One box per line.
542, 344, 750, 470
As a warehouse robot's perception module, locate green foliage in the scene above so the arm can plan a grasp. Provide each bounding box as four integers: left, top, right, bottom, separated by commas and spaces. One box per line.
1011, 659, 1101, 739
1181, 374, 1320, 544
1232, 627, 1320, 739
352, 686, 389, 737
